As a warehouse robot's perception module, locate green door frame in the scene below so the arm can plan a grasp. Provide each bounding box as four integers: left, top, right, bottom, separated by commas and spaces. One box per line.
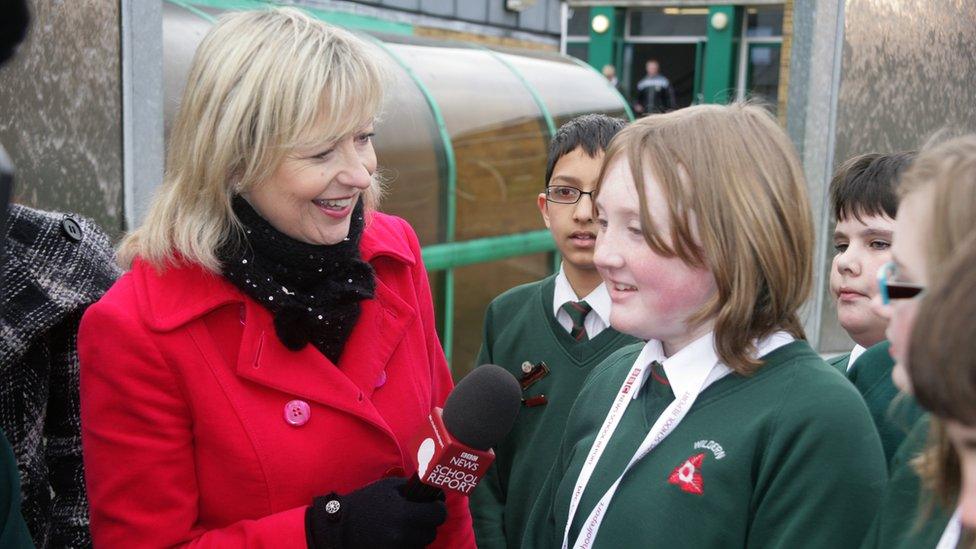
692, 39, 707, 104
701, 5, 744, 104
586, 6, 624, 74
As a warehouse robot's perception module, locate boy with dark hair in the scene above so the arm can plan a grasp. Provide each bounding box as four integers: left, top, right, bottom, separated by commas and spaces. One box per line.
827, 151, 922, 465
828, 152, 912, 367
469, 114, 639, 549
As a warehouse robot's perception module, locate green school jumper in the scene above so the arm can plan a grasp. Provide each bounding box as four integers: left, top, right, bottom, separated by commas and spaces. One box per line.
523, 341, 887, 549
830, 342, 924, 466
861, 415, 954, 548
0, 429, 32, 548
468, 275, 639, 549
827, 352, 853, 374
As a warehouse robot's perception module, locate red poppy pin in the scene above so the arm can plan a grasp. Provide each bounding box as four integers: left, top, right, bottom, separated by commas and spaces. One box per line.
668, 453, 705, 495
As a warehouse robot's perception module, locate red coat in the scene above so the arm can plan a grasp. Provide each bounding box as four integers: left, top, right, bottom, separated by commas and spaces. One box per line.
78, 213, 475, 548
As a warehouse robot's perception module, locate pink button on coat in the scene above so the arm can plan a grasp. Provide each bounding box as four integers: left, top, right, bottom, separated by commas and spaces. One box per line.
78, 213, 475, 548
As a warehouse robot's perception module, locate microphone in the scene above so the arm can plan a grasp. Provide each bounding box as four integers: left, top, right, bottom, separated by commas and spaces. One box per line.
404, 364, 521, 502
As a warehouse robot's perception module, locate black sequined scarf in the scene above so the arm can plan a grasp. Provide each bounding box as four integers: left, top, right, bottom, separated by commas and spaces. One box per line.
217, 196, 375, 364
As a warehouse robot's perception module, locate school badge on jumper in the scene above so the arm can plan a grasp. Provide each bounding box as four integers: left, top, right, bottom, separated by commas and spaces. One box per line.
668, 453, 705, 495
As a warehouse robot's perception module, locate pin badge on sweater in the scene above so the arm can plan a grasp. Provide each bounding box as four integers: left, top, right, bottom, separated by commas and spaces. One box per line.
519, 361, 549, 407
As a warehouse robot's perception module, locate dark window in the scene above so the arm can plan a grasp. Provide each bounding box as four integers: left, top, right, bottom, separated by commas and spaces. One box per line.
566, 41, 589, 62
567, 7, 590, 36
629, 8, 707, 36
747, 6, 784, 38
747, 44, 782, 111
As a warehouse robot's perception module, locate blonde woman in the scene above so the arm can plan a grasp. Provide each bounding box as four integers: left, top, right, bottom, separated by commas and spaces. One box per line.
865, 135, 976, 548
522, 104, 886, 548
77, 9, 474, 547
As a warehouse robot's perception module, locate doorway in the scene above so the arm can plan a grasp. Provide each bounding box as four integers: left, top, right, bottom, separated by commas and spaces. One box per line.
627, 43, 700, 110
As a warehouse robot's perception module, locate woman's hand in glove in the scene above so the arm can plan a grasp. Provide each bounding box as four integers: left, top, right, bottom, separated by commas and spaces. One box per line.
306, 476, 447, 549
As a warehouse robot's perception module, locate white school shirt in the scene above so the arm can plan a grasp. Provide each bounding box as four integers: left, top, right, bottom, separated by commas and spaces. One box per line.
935, 507, 961, 549
552, 266, 611, 339
847, 344, 867, 373
636, 330, 796, 398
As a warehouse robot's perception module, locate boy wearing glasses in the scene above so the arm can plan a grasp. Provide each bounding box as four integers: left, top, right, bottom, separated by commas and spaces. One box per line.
469, 115, 639, 549
826, 151, 922, 465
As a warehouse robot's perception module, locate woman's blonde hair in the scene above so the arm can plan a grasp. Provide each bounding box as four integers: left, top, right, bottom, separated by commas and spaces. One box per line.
900, 135, 976, 511
119, 7, 387, 271
596, 103, 813, 374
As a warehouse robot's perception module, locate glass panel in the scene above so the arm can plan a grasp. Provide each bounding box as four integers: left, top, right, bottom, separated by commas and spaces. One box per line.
746, 6, 784, 38
368, 44, 444, 246
746, 44, 781, 112
384, 37, 550, 241
566, 41, 589, 63
496, 49, 629, 129
567, 6, 590, 37
629, 8, 706, 37
450, 253, 553, 379
429, 269, 446, 339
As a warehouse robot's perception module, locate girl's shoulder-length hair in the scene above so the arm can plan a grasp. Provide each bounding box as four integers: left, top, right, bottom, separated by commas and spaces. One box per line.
119, 7, 388, 272
908, 237, 976, 518
898, 134, 976, 279
910, 233, 976, 429
904, 137, 976, 512
596, 102, 814, 375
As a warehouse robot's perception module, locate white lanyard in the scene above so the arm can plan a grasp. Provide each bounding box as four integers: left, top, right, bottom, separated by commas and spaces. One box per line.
935, 507, 961, 549
560, 342, 728, 549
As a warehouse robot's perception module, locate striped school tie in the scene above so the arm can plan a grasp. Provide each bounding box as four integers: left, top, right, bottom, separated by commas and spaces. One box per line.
560, 300, 592, 342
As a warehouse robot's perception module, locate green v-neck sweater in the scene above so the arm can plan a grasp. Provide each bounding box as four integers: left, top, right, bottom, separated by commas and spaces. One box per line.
827, 351, 853, 374
861, 415, 955, 548
523, 341, 887, 549
829, 342, 924, 467
468, 275, 639, 549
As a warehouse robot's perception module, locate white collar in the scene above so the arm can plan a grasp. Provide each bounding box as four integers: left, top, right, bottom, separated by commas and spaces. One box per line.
552, 265, 612, 326
635, 331, 795, 397
848, 344, 867, 371
936, 507, 962, 549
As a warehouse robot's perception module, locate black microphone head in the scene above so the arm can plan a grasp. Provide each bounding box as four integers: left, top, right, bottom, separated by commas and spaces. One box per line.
442, 364, 521, 451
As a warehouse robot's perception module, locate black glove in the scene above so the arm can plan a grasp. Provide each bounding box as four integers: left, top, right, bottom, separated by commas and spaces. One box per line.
305, 476, 447, 549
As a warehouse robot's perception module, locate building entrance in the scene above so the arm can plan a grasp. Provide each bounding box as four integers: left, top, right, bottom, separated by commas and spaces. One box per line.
627, 43, 700, 110
627, 43, 704, 108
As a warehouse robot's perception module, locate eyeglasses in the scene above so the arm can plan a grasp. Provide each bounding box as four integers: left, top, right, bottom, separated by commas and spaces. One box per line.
545, 185, 595, 205
877, 261, 925, 305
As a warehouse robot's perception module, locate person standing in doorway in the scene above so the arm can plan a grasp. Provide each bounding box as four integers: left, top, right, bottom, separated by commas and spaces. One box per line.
634, 59, 676, 115
601, 64, 618, 88
601, 65, 628, 105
